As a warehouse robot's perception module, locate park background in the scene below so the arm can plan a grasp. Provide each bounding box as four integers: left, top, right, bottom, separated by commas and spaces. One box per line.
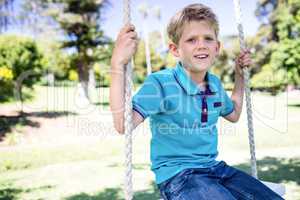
0, 0, 299, 199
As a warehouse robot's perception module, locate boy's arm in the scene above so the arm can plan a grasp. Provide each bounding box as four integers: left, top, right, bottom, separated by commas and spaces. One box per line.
224, 74, 244, 122
110, 65, 144, 134
110, 24, 144, 134
224, 49, 251, 123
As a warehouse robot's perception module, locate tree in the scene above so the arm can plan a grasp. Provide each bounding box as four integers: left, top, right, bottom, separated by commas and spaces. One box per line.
39, 40, 72, 81
253, 0, 300, 90
0, 35, 45, 102
38, 0, 110, 100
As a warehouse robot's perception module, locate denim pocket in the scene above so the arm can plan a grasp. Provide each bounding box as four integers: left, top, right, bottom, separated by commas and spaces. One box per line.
165, 170, 191, 196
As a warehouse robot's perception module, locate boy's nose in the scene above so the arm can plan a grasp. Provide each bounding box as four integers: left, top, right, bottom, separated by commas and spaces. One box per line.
196, 40, 207, 49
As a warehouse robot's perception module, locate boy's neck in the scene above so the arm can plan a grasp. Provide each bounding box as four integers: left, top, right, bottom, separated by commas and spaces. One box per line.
183, 67, 207, 86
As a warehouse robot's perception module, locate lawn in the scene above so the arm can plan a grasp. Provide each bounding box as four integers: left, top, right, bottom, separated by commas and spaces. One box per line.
0, 86, 299, 200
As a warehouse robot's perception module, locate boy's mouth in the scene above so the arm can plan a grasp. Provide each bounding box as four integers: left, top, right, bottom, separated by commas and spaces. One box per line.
194, 54, 209, 59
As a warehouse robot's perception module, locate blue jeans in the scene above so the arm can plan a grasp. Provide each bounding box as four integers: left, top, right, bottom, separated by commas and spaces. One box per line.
158, 161, 284, 200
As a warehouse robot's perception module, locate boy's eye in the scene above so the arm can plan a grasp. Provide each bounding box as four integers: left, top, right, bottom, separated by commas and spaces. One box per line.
205, 37, 214, 41
187, 38, 197, 43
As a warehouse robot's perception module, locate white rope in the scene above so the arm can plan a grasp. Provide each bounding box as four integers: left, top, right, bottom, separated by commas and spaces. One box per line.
233, 0, 258, 178
233, 2, 286, 196
123, 0, 134, 199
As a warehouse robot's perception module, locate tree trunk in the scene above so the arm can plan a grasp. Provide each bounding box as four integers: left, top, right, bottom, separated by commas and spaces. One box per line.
77, 56, 90, 101
88, 67, 96, 102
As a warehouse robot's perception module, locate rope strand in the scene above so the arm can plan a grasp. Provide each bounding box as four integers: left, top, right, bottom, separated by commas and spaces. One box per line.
233, 0, 258, 178
123, 0, 134, 199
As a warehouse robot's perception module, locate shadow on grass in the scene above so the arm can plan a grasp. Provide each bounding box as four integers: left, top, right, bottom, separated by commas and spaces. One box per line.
93, 101, 109, 106
21, 111, 77, 118
0, 89, 34, 103
0, 183, 54, 200
234, 156, 300, 184
107, 163, 149, 170
65, 188, 121, 200
288, 104, 300, 108
0, 187, 23, 200
134, 182, 161, 200
65, 182, 161, 200
0, 111, 77, 141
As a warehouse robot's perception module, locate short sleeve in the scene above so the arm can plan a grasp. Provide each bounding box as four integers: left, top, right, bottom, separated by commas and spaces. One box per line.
132, 75, 164, 119
219, 85, 234, 117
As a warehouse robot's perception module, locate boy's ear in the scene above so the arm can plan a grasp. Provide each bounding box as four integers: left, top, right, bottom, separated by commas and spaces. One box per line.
169, 42, 180, 57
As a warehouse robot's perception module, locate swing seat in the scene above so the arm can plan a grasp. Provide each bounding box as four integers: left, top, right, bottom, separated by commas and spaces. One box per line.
261, 181, 285, 197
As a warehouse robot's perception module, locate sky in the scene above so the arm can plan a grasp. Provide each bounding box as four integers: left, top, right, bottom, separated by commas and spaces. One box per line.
101, 0, 261, 40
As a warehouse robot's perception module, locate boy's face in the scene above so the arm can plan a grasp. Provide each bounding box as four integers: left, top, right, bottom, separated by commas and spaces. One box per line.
169, 20, 220, 73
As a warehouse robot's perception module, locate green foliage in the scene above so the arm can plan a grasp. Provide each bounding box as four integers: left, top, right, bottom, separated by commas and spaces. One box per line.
253, 0, 300, 89
92, 42, 113, 86
0, 35, 44, 101
270, 39, 300, 84
38, 40, 72, 80
0, 66, 14, 101
93, 63, 110, 87
68, 69, 78, 81
40, 0, 110, 85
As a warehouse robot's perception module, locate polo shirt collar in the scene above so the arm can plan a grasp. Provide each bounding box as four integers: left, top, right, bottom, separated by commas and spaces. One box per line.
173, 62, 217, 95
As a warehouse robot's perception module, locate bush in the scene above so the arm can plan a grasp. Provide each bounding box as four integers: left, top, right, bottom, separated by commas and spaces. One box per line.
0, 66, 14, 101
68, 69, 78, 81
0, 35, 45, 102
94, 63, 110, 87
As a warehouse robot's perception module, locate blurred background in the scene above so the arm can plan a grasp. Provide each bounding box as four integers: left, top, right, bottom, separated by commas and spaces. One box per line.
0, 0, 299, 199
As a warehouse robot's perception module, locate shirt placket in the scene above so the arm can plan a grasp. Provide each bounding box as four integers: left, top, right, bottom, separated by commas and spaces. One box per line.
201, 95, 208, 126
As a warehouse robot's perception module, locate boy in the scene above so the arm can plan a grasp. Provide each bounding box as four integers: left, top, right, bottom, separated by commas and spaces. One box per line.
110, 3, 283, 200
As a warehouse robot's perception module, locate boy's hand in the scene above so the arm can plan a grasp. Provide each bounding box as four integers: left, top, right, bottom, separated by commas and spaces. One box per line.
111, 24, 139, 69
235, 49, 252, 77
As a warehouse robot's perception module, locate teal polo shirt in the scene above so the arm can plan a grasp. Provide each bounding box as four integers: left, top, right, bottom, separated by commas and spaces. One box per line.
132, 62, 234, 184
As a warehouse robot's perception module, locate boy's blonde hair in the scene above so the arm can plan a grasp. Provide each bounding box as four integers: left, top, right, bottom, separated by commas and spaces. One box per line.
167, 3, 219, 44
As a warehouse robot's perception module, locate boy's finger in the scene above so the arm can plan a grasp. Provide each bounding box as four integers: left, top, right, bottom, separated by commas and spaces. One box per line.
123, 23, 135, 33
127, 31, 138, 39
240, 52, 250, 60
118, 24, 135, 37
242, 59, 252, 66
242, 49, 251, 56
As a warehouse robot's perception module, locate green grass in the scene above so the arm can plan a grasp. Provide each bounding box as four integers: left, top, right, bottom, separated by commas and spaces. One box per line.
0, 86, 299, 200
0, 142, 120, 173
